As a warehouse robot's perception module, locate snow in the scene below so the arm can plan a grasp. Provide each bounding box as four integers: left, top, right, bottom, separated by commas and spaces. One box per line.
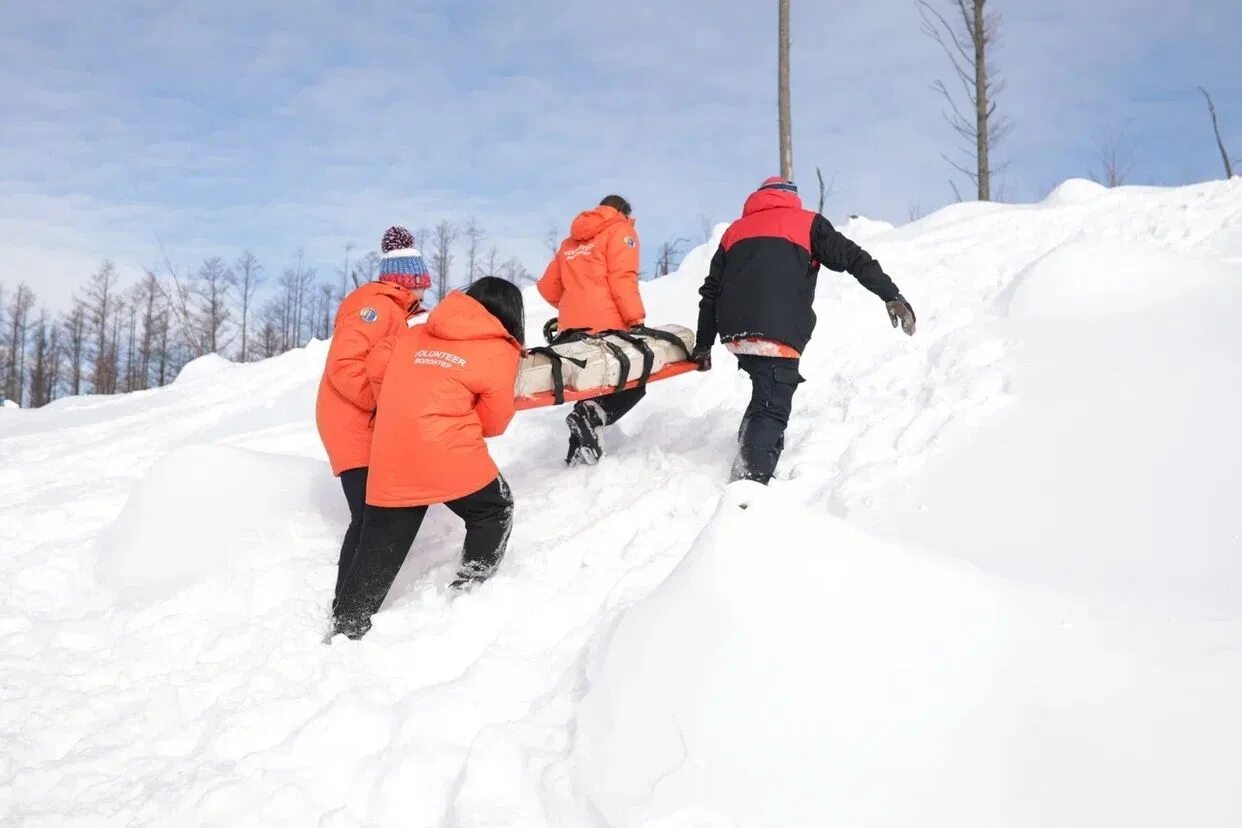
1042, 176, 1109, 205
172, 351, 237, 385
95, 445, 338, 604
1000, 237, 1226, 320
839, 214, 896, 240
2, 179, 1241, 826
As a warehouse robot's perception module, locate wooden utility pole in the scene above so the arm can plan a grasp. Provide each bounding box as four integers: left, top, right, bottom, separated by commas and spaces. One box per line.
778, 0, 793, 179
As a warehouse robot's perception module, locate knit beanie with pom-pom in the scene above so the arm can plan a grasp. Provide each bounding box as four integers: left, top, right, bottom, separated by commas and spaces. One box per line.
377, 226, 431, 290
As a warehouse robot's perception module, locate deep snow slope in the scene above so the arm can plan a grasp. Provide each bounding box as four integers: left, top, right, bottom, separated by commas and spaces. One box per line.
2, 179, 1240, 826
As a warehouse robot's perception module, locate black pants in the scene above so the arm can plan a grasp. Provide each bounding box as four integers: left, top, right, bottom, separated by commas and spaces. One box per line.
574, 386, 646, 425
333, 467, 368, 606
731, 355, 803, 485
333, 476, 514, 639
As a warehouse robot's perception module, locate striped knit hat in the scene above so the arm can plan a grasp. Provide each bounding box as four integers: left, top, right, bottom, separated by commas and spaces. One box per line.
759, 176, 798, 194
378, 226, 431, 290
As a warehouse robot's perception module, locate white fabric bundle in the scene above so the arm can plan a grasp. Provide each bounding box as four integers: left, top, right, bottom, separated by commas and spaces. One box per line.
515, 324, 695, 398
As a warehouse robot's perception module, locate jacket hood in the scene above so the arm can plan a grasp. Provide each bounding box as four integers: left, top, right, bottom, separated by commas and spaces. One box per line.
570, 205, 630, 241
426, 291, 515, 344
741, 187, 803, 216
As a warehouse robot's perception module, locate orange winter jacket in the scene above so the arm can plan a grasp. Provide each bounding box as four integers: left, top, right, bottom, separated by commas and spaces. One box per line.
315, 281, 420, 475
538, 205, 644, 331
364, 291, 522, 507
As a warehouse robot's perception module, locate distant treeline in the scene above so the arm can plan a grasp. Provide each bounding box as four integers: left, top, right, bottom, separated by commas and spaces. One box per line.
0, 222, 535, 409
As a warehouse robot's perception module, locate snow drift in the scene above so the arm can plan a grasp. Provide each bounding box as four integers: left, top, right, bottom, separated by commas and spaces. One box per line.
2, 179, 1241, 827
572, 483, 1015, 827
95, 445, 338, 604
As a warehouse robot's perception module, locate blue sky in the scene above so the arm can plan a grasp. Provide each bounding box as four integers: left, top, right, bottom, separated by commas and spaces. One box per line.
2, 0, 1239, 309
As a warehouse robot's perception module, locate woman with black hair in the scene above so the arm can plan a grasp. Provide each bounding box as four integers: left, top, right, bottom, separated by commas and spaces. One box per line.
332, 277, 525, 640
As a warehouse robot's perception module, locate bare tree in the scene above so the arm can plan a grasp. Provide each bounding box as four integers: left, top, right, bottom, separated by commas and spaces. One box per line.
151, 292, 176, 388
132, 271, 164, 390
815, 167, 837, 214
122, 289, 139, 392
340, 243, 354, 298
413, 227, 431, 251
105, 295, 125, 395
1090, 129, 1136, 187
697, 209, 715, 244
235, 250, 263, 361
1198, 87, 1236, 179
430, 220, 459, 300
257, 309, 281, 360
27, 312, 62, 407
778, 0, 794, 179
62, 302, 87, 396
3, 283, 35, 404
482, 246, 501, 281
463, 218, 486, 285
316, 281, 335, 340
273, 254, 317, 350
543, 225, 561, 256
352, 251, 380, 289
272, 249, 315, 348
918, 0, 1011, 201
155, 241, 208, 358
194, 257, 235, 356
299, 267, 319, 345
289, 250, 312, 347
272, 270, 296, 351
654, 238, 691, 278
0, 285, 6, 398
82, 261, 120, 394
499, 256, 534, 286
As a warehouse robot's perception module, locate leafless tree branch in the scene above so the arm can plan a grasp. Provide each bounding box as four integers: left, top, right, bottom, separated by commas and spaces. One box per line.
815, 166, 836, 214
918, 0, 1008, 200
1198, 86, 1235, 179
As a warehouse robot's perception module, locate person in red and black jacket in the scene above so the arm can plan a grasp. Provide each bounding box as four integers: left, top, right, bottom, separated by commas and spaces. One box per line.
693, 176, 917, 485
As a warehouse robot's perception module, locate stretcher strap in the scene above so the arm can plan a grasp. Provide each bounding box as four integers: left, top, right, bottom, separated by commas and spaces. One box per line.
598, 330, 656, 388
553, 328, 631, 394
551, 328, 591, 345
524, 347, 587, 406
629, 325, 692, 361
595, 338, 631, 393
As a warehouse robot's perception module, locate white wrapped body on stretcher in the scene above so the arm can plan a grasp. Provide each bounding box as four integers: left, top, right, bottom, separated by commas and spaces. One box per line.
514, 324, 697, 410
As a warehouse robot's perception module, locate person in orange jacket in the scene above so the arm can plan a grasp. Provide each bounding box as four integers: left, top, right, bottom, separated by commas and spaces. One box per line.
316, 225, 429, 607
538, 194, 645, 465
331, 277, 525, 640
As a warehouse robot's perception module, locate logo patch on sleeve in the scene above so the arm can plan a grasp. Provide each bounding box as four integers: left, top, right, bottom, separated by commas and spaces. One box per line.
623, 236, 636, 248
359, 307, 379, 323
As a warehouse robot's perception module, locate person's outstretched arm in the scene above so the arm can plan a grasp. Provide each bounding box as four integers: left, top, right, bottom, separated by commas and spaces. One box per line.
810, 215, 915, 335
809, 214, 899, 300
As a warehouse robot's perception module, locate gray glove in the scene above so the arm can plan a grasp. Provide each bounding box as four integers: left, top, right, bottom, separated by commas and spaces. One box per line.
886, 295, 916, 336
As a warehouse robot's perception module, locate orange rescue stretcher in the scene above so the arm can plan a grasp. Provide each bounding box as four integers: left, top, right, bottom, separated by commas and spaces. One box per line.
513, 325, 697, 411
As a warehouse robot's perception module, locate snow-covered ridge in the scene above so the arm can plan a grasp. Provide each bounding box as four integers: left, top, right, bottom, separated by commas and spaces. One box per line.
2, 179, 1240, 826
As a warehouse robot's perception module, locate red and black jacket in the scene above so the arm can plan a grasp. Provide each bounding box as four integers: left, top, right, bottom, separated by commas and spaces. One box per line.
695, 186, 901, 354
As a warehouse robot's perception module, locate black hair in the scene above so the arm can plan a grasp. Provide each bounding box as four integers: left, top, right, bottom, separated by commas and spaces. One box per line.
599, 194, 632, 216
466, 277, 526, 346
